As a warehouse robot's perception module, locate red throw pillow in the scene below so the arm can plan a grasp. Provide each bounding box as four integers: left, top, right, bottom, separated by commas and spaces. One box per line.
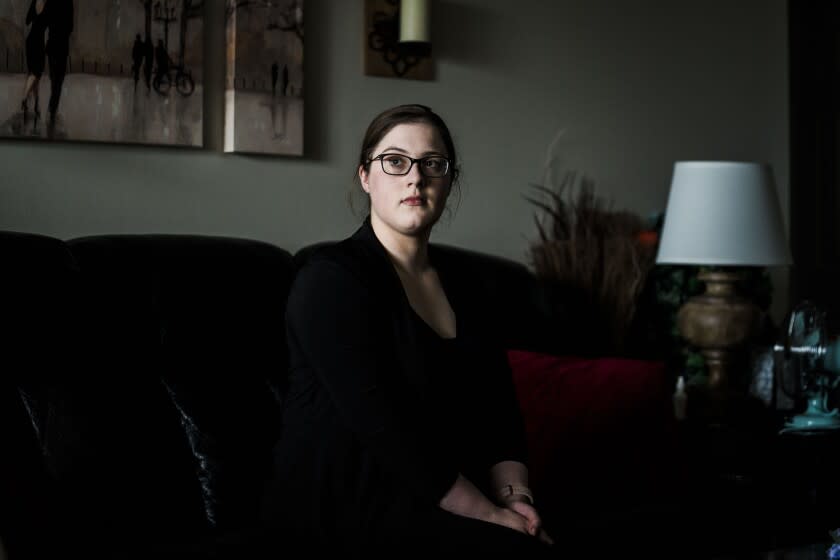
506, 349, 678, 515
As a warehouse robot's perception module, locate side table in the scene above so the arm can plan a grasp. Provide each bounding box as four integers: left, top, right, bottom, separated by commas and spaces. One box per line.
772, 429, 840, 543
677, 391, 840, 554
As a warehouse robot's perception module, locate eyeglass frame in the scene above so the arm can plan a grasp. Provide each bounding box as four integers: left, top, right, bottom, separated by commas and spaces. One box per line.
367, 152, 452, 178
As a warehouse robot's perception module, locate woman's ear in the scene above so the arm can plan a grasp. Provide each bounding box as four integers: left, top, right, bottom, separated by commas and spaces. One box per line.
358, 165, 370, 193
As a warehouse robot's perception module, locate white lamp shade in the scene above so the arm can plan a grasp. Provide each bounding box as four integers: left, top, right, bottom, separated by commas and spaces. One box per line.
656, 161, 792, 266
399, 0, 430, 43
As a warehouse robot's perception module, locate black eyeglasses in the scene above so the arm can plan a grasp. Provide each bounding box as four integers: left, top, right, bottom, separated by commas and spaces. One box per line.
369, 153, 451, 178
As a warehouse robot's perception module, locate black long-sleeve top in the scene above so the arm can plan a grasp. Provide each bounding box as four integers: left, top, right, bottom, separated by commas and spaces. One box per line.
262, 218, 528, 545
46, 0, 73, 43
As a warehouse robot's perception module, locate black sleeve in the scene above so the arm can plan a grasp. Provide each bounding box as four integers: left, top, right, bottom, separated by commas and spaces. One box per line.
455, 281, 529, 471
285, 259, 460, 504
480, 342, 529, 468
26, 0, 35, 24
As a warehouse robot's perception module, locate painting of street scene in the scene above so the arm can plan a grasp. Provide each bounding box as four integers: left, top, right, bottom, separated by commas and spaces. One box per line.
225, 0, 303, 156
0, 0, 203, 146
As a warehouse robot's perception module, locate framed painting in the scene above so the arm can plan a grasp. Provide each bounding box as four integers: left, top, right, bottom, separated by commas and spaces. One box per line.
224, 0, 303, 156
0, 0, 203, 146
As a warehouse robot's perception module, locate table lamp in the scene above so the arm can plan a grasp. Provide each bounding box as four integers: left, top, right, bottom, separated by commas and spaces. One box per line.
656, 161, 792, 394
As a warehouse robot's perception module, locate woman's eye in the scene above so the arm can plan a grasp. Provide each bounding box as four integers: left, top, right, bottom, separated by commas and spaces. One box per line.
386, 157, 405, 167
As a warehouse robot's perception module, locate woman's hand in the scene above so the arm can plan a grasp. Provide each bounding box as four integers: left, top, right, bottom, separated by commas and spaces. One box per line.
502, 498, 554, 546
487, 505, 532, 535
438, 473, 554, 544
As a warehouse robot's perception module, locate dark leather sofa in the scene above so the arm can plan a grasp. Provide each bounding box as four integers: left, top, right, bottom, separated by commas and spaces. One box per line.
0, 230, 562, 560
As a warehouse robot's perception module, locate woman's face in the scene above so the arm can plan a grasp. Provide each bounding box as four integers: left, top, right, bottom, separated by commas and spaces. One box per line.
358, 122, 452, 238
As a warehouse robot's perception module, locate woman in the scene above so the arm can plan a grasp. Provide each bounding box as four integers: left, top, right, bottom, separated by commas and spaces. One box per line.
262, 104, 555, 555
21, 0, 49, 121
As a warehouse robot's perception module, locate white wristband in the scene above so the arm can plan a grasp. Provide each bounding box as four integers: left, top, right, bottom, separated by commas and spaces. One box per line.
496, 484, 534, 505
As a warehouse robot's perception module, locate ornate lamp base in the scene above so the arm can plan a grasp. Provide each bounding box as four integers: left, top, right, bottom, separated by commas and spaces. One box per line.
677, 270, 760, 393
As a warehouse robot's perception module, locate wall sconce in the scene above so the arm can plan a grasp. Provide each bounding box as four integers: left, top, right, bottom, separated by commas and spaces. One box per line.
364, 0, 434, 80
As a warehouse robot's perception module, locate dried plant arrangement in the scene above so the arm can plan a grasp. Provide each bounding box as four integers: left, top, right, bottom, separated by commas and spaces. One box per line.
525, 136, 657, 356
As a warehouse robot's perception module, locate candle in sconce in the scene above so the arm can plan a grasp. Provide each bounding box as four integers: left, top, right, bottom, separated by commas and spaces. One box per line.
399, 0, 430, 44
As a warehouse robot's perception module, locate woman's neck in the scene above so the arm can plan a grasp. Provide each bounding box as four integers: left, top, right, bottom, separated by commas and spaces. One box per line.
370, 214, 431, 277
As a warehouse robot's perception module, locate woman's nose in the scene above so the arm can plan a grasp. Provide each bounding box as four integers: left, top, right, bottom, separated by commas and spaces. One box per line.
406, 161, 424, 183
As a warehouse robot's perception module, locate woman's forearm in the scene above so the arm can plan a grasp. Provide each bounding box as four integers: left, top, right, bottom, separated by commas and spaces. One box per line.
438, 473, 498, 521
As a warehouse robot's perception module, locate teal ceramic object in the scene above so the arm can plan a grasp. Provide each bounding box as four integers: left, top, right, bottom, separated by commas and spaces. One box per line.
782, 397, 840, 431
776, 302, 840, 434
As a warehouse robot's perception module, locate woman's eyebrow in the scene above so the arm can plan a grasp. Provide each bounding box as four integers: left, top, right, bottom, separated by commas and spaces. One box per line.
379, 146, 447, 157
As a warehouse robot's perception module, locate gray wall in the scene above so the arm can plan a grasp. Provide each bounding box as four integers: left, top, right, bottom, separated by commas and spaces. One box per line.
0, 0, 789, 316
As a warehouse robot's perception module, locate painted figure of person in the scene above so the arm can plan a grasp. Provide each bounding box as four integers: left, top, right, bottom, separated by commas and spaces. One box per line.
21, 0, 49, 122
142, 36, 153, 92
131, 34, 144, 90
154, 39, 169, 88
46, 0, 73, 124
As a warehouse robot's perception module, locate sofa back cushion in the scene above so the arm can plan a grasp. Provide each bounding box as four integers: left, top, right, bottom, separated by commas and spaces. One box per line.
66, 234, 295, 537
0, 231, 82, 559
4, 230, 207, 554
6, 233, 294, 554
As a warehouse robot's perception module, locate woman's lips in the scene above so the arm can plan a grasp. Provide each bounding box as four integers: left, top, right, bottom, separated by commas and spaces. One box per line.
401, 197, 425, 206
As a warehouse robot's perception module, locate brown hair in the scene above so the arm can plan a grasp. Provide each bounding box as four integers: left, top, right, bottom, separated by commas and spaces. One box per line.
351, 104, 461, 218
